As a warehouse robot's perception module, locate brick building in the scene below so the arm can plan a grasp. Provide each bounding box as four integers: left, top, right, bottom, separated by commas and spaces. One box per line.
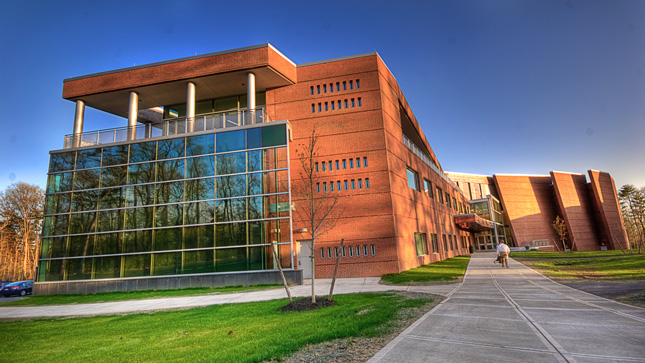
37, 44, 628, 294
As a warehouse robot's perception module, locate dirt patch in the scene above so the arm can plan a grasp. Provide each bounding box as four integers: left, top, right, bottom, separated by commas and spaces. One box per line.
268, 292, 442, 363
279, 297, 337, 312
378, 276, 463, 286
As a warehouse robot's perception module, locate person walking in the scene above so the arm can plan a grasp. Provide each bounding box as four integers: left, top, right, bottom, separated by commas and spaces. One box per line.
496, 241, 510, 268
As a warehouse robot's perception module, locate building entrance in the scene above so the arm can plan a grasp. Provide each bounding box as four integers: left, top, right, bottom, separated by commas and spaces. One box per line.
475, 234, 496, 251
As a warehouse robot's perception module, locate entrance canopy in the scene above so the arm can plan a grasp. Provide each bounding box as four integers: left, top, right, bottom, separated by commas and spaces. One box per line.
454, 213, 494, 232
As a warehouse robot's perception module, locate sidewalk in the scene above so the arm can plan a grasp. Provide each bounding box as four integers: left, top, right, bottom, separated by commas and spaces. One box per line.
0, 277, 458, 319
368, 252, 645, 363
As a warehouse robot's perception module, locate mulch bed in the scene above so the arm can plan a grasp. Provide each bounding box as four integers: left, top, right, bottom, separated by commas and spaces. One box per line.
278, 296, 337, 312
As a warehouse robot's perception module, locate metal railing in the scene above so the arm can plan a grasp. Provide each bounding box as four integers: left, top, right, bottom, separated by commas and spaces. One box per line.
64, 108, 269, 149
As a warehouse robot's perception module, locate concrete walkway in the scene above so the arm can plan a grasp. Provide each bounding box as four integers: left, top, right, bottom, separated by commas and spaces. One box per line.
0, 277, 458, 319
368, 252, 645, 363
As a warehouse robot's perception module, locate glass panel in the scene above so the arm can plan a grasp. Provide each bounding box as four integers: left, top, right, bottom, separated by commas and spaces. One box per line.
248, 173, 263, 196
185, 178, 215, 201
186, 156, 215, 178
247, 128, 261, 149
71, 190, 98, 212
406, 169, 418, 190
276, 147, 288, 169
45, 192, 71, 214
52, 215, 69, 236
94, 256, 121, 279
277, 194, 290, 217
186, 134, 215, 156
155, 204, 184, 227
213, 96, 238, 112
94, 233, 122, 255
216, 175, 246, 198
215, 130, 245, 153
248, 221, 265, 245
44, 259, 64, 281
261, 124, 287, 147
277, 170, 289, 193
125, 207, 154, 230
156, 159, 184, 181
247, 150, 263, 172
73, 169, 100, 190
248, 197, 264, 220
98, 187, 126, 210
124, 230, 152, 253
125, 184, 155, 207
184, 201, 215, 225
76, 148, 102, 170
97, 209, 124, 232
263, 148, 276, 170
50, 151, 76, 172
216, 198, 246, 222
215, 222, 246, 247
182, 250, 214, 274
49, 237, 67, 258
47, 172, 74, 193
214, 247, 247, 272
129, 141, 157, 163
216, 152, 245, 175
67, 235, 94, 257
69, 212, 97, 234
128, 162, 155, 184
157, 137, 185, 160
264, 171, 277, 194
123, 254, 151, 277
65, 258, 92, 280
184, 225, 214, 249
101, 166, 128, 187
102, 145, 129, 166
156, 181, 184, 204
152, 252, 181, 276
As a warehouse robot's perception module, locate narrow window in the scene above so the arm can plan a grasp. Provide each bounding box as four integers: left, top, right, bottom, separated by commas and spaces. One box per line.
344, 99, 348, 108
322, 162, 326, 171
336, 82, 340, 92
337, 181, 341, 190
349, 246, 353, 257
320, 248, 325, 258
343, 81, 347, 90
406, 168, 419, 191
338, 100, 342, 109
351, 179, 355, 189
349, 159, 354, 168
356, 157, 360, 167
317, 85, 320, 94
342, 246, 347, 257
318, 103, 322, 112
358, 179, 363, 189
323, 182, 327, 192
323, 84, 327, 93
329, 161, 333, 170
316, 183, 320, 193
364, 245, 368, 256
349, 80, 354, 89
335, 247, 339, 257
312, 104, 315, 113
344, 180, 348, 190
330, 181, 334, 191
343, 159, 347, 169
335, 160, 339, 169
330, 83, 334, 93
351, 99, 355, 107
358, 97, 362, 107
331, 102, 335, 110
315, 162, 319, 172
365, 178, 370, 188
371, 244, 376, 255
328, 247, 332, 258
363, 157, 367, 167
310, 86, 314, 95
356, 79, 360, 88
356, 245, 360, 256
325, 102, 328, 111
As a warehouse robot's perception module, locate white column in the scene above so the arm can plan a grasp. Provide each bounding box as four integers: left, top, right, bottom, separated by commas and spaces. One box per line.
247, 72, 256, 124
187, 82, 196, 133
127, 91, 139, 140
72, 100, 85, 148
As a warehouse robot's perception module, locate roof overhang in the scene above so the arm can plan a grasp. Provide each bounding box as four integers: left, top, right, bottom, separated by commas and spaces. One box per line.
454, 213, 495, 232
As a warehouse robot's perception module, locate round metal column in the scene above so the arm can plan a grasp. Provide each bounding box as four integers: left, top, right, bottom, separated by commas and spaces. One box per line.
247, 72, 256, 124
72, 100, 85, 148
128, 91, 139, 140
187, 82, 196, 133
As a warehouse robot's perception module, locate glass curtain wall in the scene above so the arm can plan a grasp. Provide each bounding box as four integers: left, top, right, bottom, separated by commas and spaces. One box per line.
40, 123, 291, 282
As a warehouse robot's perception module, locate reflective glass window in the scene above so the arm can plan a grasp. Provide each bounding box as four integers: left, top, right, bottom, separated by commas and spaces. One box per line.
44, 259, 64, 281
45, 193, 71, 215
216, 175, 246, 198
185, 178, 215, 201
125, 184, 155, 207
215, 247, 247, 272
216, 152, 246, 175
248, 150, 263, 172
69, 212, 97, 234
261, 125, 286, 147
129, 141, 157, 163
123, 254, 151, 277
94, 256, 121, 279
73, 169, 100, 190
186, 134, 215, 156
182, 250, 215, 274
102, 145, 129, 166
184, 225, 214, 249
154, 228, 182, 251
76, 148, 102, 169
65, 258, 93, 280
153, 252, 181, 275
99, 187, 126, 210
157, 159, 184, 181
186, 156, 214, 178
248, 197, 264, 220
157, 137, 185, 160
156, 181, 184, 204
101, 166, 128, 188
50, 152, 76, 172
97, 209, 124, 232
94, 233, 122, 256
71, 190, 98, 212
124, 230, 152, 253
184, 201, 215, 225
216, 198, 247, 222
68, 235, 95, 258
155, 204, 184, 227
49, 237, 67, 258
128, 163, 155, 184
216, 130, 245, 153
47, 172, 73, 193
125, 207, 154, 230
248, 173, 263, 196
247, 128, 261, 149
216, 222, 246, 247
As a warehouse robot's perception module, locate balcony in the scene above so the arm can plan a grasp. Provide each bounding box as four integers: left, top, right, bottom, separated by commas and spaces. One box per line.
63, 108, 270, 149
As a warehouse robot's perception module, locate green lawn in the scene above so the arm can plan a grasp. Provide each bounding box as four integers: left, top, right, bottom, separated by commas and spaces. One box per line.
520, 254, 645, 280
1, 284, 281, 307
0, 292, 433, 363
381, 256, 471, 285
511, 250, 641, 259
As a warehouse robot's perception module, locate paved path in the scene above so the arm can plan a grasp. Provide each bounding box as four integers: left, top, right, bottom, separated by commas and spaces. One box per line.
368, 253, 645, 363
0, 277, 458, 319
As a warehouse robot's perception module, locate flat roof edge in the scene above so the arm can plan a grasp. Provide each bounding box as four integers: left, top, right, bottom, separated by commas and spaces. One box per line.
297, 52, 379, 67
64, 43, 275, 82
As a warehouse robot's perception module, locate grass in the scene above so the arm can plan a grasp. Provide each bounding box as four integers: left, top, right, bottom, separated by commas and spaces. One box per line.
510, 250, 642, 259
0, 292, 433, 363
380, 255, 471, 285
617, 291, 645, 308
0, 284, 281, 307
528, 256, 645, 279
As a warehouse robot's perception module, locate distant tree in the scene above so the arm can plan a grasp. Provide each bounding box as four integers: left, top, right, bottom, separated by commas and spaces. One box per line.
0, 182, 45, 280
293, 126, 344, 304
618, 185, 645, 253
552, 216, 569, 251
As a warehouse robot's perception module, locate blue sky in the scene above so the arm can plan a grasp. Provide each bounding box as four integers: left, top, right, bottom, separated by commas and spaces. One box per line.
1, 0, 643, 192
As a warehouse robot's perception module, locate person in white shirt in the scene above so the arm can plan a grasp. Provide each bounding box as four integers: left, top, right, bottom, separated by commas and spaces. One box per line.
496, 241, 511, 268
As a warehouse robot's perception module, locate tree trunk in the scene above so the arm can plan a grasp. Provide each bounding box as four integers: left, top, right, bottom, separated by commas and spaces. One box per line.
328, 239, 344, 302
271, 243, 292, 302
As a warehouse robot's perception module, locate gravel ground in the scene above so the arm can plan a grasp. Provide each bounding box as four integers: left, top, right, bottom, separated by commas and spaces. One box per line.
267, 292, 443, 363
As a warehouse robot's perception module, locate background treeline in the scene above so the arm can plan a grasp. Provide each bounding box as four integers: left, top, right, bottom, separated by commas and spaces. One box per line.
619, 185, 645, 253
0, 182, 44, 281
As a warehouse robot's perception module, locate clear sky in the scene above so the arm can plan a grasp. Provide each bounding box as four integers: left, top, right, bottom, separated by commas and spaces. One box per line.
1, 0, 643, 192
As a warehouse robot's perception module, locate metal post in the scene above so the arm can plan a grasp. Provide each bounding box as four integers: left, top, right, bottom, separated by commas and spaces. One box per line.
127, 91, 138, 140
187, 82, 195, 133
72, 100, 85, 148
145, 123, 152, 138
247, 72, 256, 124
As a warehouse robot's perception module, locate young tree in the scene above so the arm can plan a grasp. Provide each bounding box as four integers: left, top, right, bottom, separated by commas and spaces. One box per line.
0, 182, 45, 281
619, 185, 645, 253
552, 216, 569, 251
293, 126, 344, 304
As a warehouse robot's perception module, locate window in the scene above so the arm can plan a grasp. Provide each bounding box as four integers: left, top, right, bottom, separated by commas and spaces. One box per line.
436, 187, 443, 203
342, 246, 346, 257
337, 181, 341, 190
325, 102, 328, 111
453, 235, 458, 250
356, 79, 360, 88
318, 103, 322, 112
442, 234, 448, 251
329, 161, 333, 170
423, 179, 431, 197
415, 233, 428, 256
330, 182, 334, 191
320, 248, 325, 258
351, 180, 355, 189
335, 160, 339, 169
316, 183, 320, 193
431, 234, 438, 253
365, 178, 370, 188
338, 100, 341, 109
343, 159, 347, 169
371, 244, 376, 255
349, 80, 354, 89
336, 82, 340, 92
343, 81, 347, 90
328, 247, 332, 258
356, 157, 360, 167
315, 162, 319, 172
363, 157, 367, 167
335, 247, 339, 257
344, 180, 348, 190
322, 162, 326, 171
323, 84, 327, 93
358, 179, 363, 189
406, 168, 419, 191
351, 98, 355, 107
317, 85, 320, 94
356, 245, 360, 256
348, 246, 353, 257
452, 197, 457, 211
323, 182, 327, 192
364, 245, 368, 256
344, 100, 348, 108
331, 102, 335, 110
312, 104, 315, 113
310, 86, 314, 95
358, 97, 362, 107
448, 235, 453, 250
330, 83, 334, 93
349, 159, 354, 168
445, 192, 451, 207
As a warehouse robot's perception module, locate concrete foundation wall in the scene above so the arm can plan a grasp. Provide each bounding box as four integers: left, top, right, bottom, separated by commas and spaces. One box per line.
34, 270, 303, 296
